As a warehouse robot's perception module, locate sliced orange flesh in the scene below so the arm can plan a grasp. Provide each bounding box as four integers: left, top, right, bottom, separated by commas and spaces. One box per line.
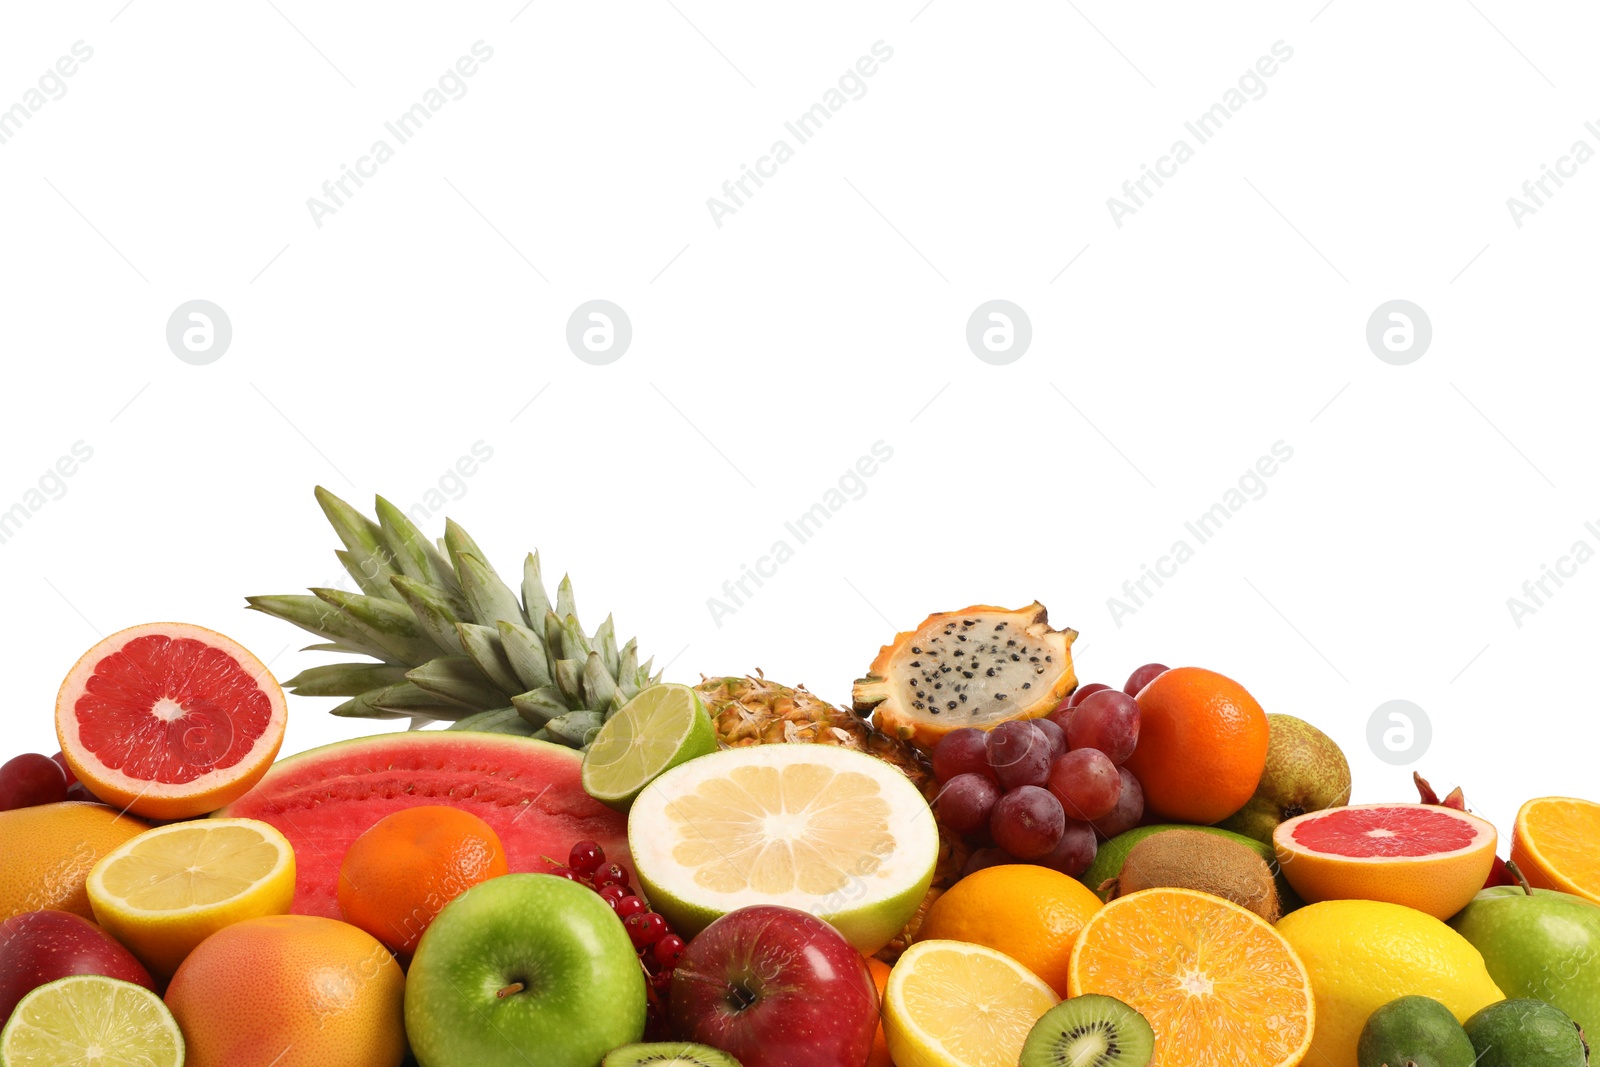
1068, 887, 1313, 1067
1513, 797, 1600, 903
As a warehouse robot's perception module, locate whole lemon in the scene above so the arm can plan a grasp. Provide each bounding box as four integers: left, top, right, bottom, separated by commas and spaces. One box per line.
1276, 899, 1503, 1067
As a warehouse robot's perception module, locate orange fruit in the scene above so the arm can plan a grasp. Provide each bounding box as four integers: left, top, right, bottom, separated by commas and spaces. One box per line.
164, 914, 405, 1067
336, 805, 507, 958
1274, 803, 1497, 920
0, 802, 149, 921
1511, 796, 1600, 904
56, 623, 288, 820
914, 864, 1100, 997
865, 956, 892, 1067
1068, 887, 1314, 1067
1123, 666, 1268, 824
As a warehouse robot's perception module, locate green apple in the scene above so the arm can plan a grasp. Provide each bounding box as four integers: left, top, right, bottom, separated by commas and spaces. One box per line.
405, 873, 646, 1067
1449, 884, 1600, 1039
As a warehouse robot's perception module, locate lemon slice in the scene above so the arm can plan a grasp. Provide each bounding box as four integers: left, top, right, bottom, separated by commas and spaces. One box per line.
885, 940, 1059, 1067
86, 817, 295, 977
582, 683, 717, 811
628, 743, 939, 954
0, 975, 184, 1067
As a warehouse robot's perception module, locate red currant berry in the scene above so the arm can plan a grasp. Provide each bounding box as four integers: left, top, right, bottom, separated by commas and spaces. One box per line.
653, 935, 686, 970
548, 866, 581, 881
598, 884, 628, 909
567, 840, 605, 875
594, 863, 630, 890
615, 895, 647, 919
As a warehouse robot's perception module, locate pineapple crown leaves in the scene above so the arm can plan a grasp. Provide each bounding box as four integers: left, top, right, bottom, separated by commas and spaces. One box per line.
246, 487, 660, 746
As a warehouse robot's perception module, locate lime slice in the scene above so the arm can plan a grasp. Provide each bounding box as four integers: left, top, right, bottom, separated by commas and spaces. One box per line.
628, 744, 940, 954
582, 683, 717, 811
0, 975, 184, 1067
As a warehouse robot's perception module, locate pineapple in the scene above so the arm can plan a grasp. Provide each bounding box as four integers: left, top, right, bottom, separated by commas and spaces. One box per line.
694, 672, 968, 961
247, 488, 659, 748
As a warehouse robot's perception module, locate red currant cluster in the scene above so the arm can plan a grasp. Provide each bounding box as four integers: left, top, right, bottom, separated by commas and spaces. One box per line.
552, 840, 686, 1037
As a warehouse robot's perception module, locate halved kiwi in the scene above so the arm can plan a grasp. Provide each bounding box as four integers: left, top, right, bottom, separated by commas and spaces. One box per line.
1020, 994, 1155, 1067
602, 1043, 742, 1067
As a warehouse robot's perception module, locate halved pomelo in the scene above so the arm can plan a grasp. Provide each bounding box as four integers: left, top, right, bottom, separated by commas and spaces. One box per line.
1274, 803, 1497, 920
218, 730, 630, 918
627, 744, 940, 954
56, 623, 288, 820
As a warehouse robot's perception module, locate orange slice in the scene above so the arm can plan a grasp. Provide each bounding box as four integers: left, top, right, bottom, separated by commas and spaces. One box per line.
1512, 796, 1600, 904
1067, 887, 1313, 1067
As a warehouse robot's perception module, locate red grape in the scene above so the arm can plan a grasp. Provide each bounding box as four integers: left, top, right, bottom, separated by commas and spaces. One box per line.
1037, 819, 1098, 877
1123, 663, 1169, 696
568, 840, 605, 875
987, 721, 1052, 791
961, 847, 1012, 877
1090, 767, 1146, 840
935, 773, 1002, 835
1033, 717, 1067, 763
0, 754, 68, 812
1067, 690, 1141, 765
990, 786, 1065, 860
1067, 682, 1112, 708
1047, 749, 1120, 821
1047, 705, 1076, 738
50, 752, 77, 787
932, 728, 996, 784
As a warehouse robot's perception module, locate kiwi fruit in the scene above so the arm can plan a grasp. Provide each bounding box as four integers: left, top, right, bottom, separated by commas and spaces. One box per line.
1020, 993, 1155, 1067
602, 1043, 742, 1067
1102, 828, 1281, 922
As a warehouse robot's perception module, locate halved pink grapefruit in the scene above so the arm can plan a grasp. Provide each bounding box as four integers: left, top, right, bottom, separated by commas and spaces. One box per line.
56, 623, 287, 820
1274, 803, 1497, 920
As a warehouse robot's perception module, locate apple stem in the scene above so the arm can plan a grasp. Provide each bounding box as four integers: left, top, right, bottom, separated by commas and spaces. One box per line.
497, 982, 525, 999
1506, 860, 1535, 896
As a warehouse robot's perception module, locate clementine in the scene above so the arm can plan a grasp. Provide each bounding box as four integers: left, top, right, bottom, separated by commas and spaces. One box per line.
1123, 666, 1268, 824
337, 805, 507, 958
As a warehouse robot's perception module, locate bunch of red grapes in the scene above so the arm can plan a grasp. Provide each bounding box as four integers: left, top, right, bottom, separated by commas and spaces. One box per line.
931, 663, 1167, 878
551, 840, 685, 1038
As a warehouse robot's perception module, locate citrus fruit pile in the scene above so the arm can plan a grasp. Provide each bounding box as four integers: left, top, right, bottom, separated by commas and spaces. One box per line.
4, 502, 1599, 1067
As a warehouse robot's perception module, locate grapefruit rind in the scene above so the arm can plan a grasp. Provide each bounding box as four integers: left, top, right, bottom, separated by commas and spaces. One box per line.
1511, 796, 1600, 905
55, 622, 288, 820
1067, 886, 1314, 1067
1274, 803, 1497, 921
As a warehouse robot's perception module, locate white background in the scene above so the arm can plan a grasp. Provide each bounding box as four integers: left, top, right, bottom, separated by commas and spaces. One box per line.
1, 1, 1596, 845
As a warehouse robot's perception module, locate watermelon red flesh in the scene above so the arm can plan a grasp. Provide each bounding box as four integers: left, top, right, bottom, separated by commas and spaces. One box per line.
218, 731, 630, 918
1290, 805, 1481, 858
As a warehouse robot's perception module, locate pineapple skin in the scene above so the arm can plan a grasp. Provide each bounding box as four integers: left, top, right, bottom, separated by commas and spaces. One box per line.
694, 672, 969, 962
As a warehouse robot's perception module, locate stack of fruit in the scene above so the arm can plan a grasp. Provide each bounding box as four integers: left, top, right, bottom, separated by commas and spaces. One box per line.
10, 491, 1600, 1067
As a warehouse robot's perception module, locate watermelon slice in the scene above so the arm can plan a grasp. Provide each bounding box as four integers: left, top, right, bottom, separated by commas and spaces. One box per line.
1273, 803, 1497, 921
218, 731, 630, 918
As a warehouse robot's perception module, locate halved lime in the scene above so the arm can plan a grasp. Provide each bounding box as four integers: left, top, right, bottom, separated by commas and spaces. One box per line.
582, 683, 717, 811
0, 975, 184, 1067
628, 744, 941, 954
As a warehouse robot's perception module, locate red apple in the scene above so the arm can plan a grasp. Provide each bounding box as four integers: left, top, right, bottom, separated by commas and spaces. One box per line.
0, 911, 154, 1024
669, 905, 878, 1067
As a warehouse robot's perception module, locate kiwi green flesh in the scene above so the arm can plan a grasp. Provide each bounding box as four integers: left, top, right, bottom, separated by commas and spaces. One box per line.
602, 1043, 742, 1067
1020, 994, 1155, 1067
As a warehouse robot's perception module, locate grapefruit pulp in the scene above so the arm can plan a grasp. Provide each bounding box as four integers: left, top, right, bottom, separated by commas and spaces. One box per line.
1274, 803, 1496, 920
55, 623, 287, 820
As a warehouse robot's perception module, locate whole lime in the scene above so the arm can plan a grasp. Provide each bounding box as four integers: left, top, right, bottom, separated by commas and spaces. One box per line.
1464, 999, 1586, 1067
1357, 996, 1475, 1067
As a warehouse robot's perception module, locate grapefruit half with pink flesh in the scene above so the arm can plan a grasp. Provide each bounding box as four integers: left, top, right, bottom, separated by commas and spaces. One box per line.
1274, 803, 1497, 920
55, 623, 287, 820
218, 730, 631, 918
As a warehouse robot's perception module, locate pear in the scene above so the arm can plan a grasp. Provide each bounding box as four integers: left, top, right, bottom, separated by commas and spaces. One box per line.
1216, 714, 1351, 844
